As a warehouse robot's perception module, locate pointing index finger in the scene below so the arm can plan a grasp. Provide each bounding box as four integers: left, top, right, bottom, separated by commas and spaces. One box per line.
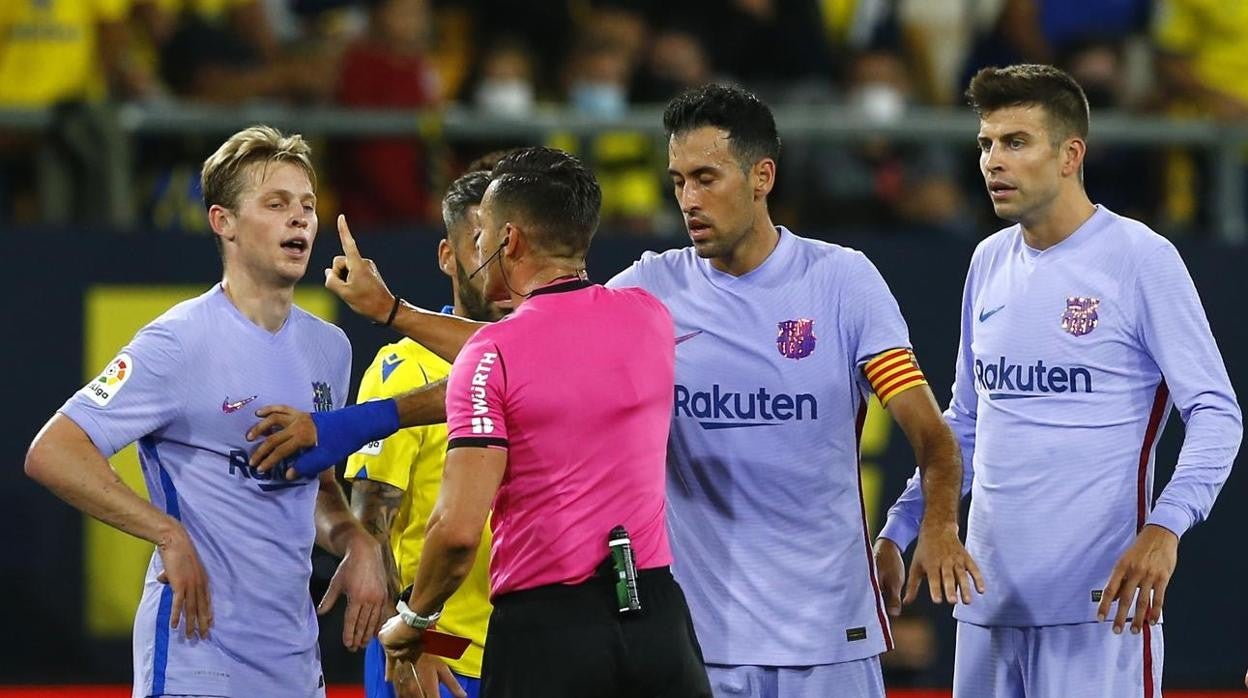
338, 214, 361, 259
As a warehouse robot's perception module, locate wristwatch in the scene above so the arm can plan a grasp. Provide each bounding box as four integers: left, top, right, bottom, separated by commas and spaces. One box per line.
395, 599, 442, 630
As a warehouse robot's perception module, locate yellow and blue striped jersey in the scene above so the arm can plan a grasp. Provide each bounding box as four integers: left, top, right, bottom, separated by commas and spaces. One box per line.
346, 338, 492, 678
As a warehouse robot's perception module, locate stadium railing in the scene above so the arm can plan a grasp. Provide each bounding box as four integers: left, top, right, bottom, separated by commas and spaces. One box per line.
0, 103, 1244, 242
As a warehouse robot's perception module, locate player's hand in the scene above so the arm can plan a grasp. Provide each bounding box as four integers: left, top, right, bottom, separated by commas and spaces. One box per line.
384, 653, 423, 698
246, 405, 316, 476
873, 537, 906, 616
325, 214, 396, 323
1097, 524, 1178, 635
155, 524, 213, 640
319, 530, 389, 651
905, 523, 985, 606
382, 615, 428, 697
415, 654, 467, 698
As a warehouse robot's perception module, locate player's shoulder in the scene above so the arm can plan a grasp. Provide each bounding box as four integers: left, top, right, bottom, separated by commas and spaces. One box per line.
289, 304, 350, 348
131, 285, 224, 350
367, 338, 449, 376
974, 223, 1021, 259
785, 231, 882, 280
609, 245, 699, 290
1096, 207, 1175, 260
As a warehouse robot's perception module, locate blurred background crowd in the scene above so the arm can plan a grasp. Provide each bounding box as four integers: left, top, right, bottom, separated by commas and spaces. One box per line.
0, 0, 1245, 239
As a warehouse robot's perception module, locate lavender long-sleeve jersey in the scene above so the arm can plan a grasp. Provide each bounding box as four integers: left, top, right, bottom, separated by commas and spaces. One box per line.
60, 284, 351, 697
880, 206, 1241, 627
609, 227, 910, 666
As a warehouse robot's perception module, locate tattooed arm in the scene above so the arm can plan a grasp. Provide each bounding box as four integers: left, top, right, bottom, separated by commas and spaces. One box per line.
351, 478, 405, 600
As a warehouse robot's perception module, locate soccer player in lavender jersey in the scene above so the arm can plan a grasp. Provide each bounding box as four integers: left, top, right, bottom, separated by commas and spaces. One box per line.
375, 147, 711, 697
23, 126, 389, 698
246, 87, 984, 698
876, 65, 1242, 697
601, 84, 983, 697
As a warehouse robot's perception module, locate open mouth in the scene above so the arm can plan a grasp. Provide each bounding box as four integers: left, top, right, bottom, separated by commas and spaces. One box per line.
988, 182, 1017, 199
281, 238, 309, 254
687, 219, 712, 238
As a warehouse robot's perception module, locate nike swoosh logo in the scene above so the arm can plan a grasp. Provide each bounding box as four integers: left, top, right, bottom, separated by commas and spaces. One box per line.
978, 305, 1006, 322
675, 330, 704, 345
222, 395, 258, 413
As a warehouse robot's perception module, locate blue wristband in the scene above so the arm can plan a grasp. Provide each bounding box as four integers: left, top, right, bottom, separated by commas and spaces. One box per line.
288, 399, 402, 478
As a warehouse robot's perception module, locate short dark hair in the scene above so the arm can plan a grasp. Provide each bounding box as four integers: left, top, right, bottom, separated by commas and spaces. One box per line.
965, 64, 1090, 143
662, 83, 781, 168
441, 170, 492, 236
488, 146, 602, 259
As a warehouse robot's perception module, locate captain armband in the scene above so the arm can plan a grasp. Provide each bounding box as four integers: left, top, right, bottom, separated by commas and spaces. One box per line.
864, 348, 928, 406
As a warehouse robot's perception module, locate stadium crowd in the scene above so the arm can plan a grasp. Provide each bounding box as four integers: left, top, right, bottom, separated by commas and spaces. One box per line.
0, 0, 1243, 235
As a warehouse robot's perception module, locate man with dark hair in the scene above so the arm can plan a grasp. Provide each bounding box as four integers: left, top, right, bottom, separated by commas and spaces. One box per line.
371, 146, 711, 698
347, 166, 510, 698
877, 64, 1241, 696
601, 81, 981, 697
247, 86, 981, 698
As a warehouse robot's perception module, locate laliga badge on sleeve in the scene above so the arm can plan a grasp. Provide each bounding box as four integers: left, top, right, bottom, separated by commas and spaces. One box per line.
82, 353, 133, 406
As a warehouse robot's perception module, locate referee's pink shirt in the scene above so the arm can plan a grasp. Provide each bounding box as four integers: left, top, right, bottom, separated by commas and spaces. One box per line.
444, 278, 675, 599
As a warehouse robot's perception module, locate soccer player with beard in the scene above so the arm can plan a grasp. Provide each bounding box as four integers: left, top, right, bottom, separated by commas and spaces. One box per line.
247, 86, 984, 698
877, 65, 1241, 697
347, 167, 510, 698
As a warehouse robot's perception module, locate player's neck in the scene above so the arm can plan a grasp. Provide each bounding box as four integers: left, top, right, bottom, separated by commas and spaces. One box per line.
710, 215, 779, 277
221, 270, 294, 333
1019, 191, 1096, 251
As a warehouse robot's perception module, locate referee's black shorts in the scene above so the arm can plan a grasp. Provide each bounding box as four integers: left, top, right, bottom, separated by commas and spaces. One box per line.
480, 566, 712, 698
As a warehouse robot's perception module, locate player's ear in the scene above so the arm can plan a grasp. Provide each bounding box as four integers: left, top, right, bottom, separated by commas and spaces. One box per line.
753, 158, 776, 200
1062, 137, 1087, 179
208, 204, 235, 241
437, 238, 454, 278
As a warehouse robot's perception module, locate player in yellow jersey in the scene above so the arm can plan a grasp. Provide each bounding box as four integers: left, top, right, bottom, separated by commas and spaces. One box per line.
347, 166, 510, 698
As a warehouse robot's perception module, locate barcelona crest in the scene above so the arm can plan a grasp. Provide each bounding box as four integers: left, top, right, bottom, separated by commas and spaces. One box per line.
1060, 296, 1100, 337
777, 318, 817, 359
312, 381, 334, 413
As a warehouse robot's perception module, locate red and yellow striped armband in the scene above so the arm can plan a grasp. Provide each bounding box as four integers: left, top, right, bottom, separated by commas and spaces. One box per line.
864, 348, 928, 406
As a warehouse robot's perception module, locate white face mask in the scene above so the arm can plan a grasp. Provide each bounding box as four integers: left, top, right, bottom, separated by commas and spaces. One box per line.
851, 83, 907, 123
475, 79, 536, 118
569, 81, 627, 118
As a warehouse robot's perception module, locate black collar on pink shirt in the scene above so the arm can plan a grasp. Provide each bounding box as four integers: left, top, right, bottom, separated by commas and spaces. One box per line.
527, 276, 593, 297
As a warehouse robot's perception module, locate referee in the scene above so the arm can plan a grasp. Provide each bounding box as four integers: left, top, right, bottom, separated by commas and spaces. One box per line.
377, 147, 711, 698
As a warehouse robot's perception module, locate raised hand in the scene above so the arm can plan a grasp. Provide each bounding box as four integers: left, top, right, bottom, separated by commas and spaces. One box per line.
325, 214, 396, 323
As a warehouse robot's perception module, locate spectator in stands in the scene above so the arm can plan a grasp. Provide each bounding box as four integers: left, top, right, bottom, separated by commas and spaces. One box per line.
468, 37, 538, 118
0, 0, 152, 224
632, 27, 714, 104
790, 49, 970, 235
556, 33, 662, 234
334, 0, 441, 229
158, 0, 332, 103
1153, 0, 1248, 233
1059, 39, 1160, 223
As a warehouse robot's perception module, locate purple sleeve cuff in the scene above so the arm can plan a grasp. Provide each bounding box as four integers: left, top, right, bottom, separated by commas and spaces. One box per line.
878, 514, 921, 552
1145, 501, 1194, 539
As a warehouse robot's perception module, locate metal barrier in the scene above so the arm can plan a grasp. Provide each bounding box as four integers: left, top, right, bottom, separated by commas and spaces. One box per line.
1, 104, 1245, 241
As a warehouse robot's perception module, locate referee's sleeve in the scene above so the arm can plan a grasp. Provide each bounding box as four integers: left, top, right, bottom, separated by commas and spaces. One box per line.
446, 334, 509, 450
